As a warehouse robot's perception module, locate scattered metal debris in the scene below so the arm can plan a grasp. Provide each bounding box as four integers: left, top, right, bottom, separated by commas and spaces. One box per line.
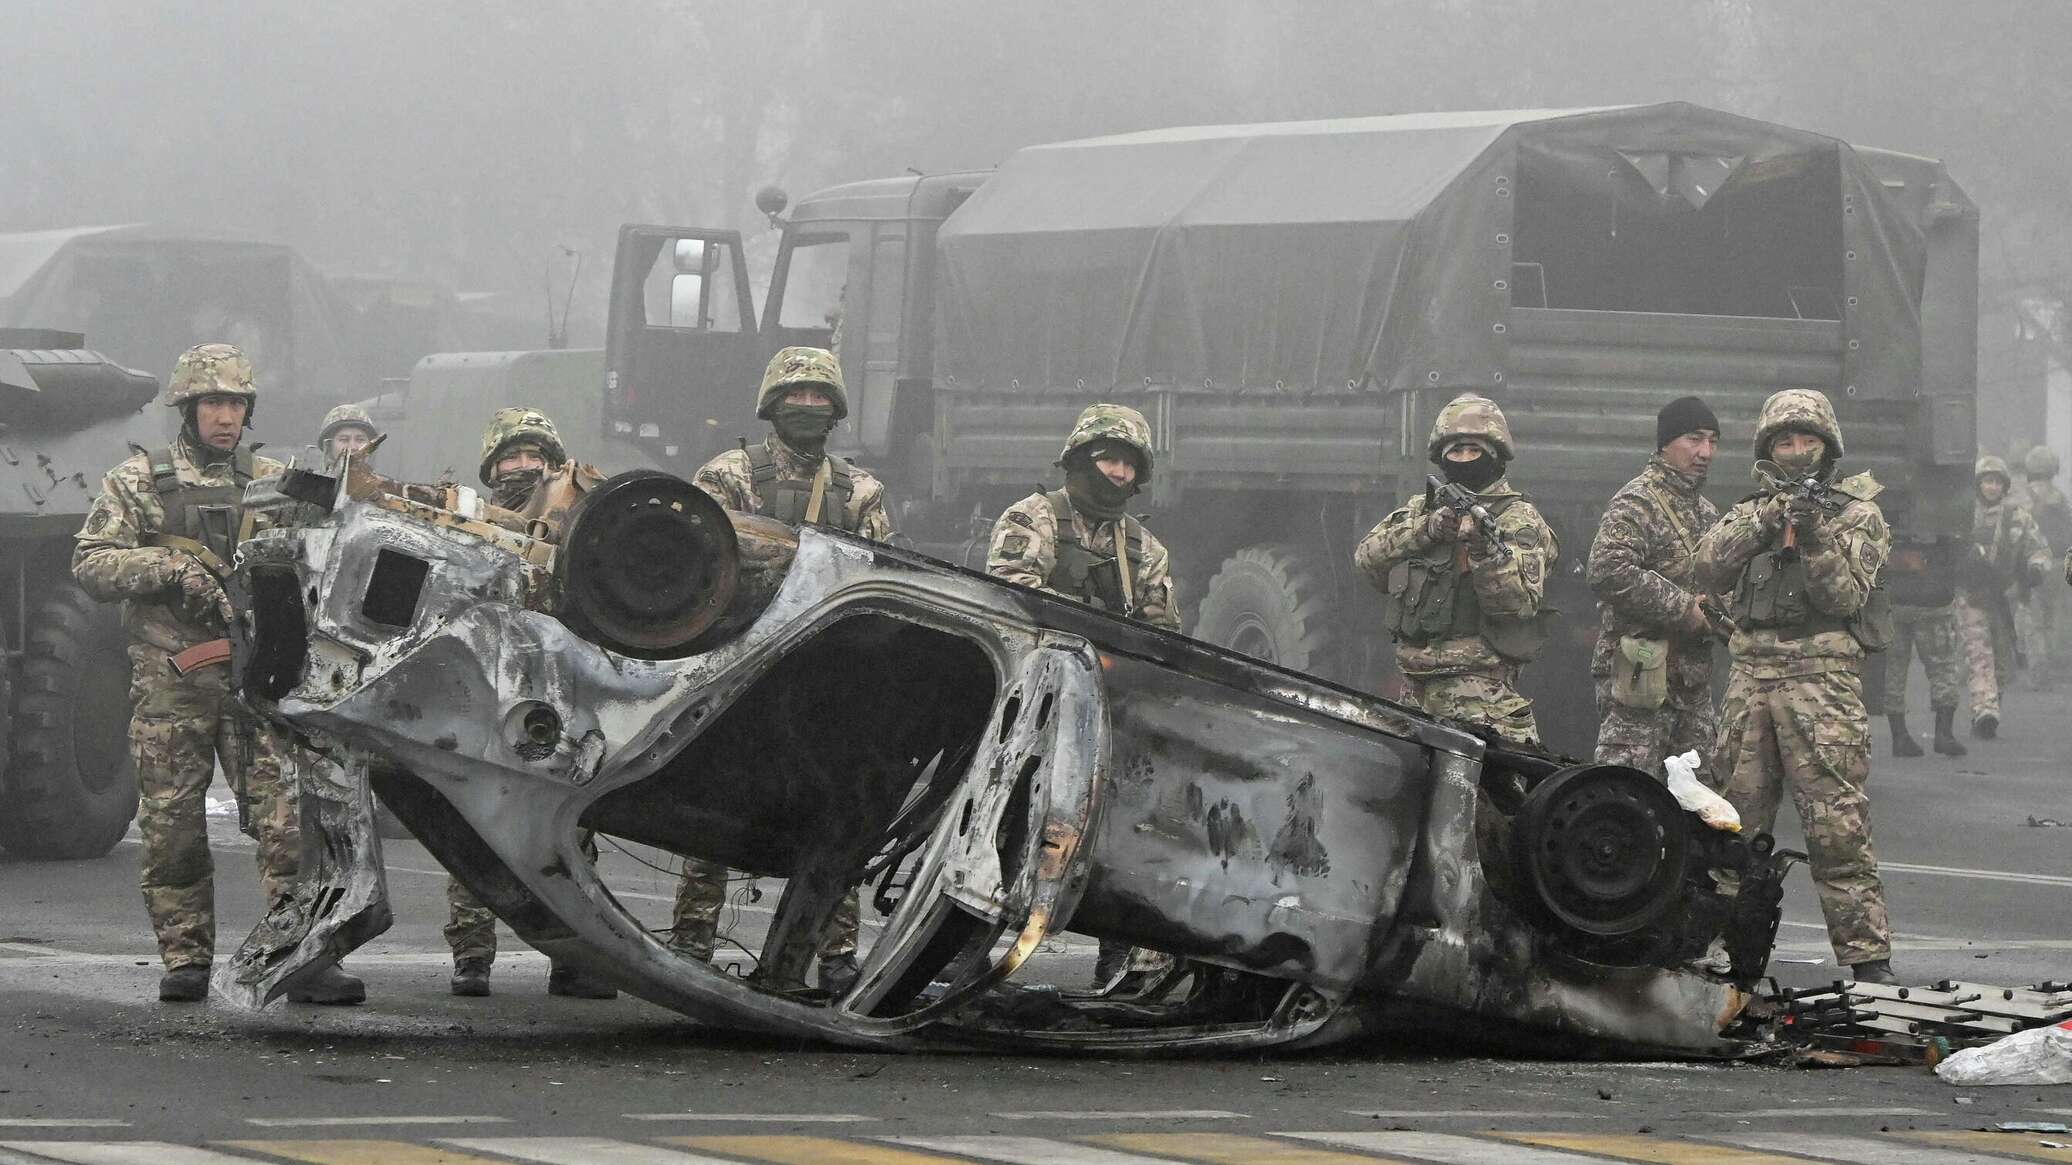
1772, 979, 2072, 1065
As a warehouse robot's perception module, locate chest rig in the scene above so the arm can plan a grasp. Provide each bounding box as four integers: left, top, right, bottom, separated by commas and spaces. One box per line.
144, 445, 257, 576
1044, 490, 1146, 616
1382, 495, 1518, 646
746, 444, 858, 530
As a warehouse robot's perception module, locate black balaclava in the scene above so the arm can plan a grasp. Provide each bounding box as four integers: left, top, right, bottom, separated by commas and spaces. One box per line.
770, 403, 837, 456
1063, 443, 1140, 521
490, 442, 549, 510
1439, 440, 1504, 491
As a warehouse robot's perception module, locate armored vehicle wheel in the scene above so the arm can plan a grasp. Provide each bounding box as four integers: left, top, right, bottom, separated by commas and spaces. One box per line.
1193, 544, 1337, 678
0, 583, 138, 860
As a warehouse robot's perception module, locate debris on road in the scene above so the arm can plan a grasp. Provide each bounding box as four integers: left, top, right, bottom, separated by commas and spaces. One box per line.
1935, 1019, 2072, 1086
1770, 979, 2072, 1071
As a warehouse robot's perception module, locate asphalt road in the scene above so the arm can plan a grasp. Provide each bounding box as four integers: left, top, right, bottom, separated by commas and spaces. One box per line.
2, 685, 2068, 1163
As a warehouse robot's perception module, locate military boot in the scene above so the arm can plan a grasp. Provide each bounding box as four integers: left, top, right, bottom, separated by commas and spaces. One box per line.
1971, 711, 1999, 739
1932, 706, 1967, 756
1846, 958, 1900, 985
665, 924, 716, 964
450, 957, 491, 997
546, 962, 618, 999
158, 964, 210, 1002
1092, 939, 1128, 989
287, 963, 367, 1005
1887, 714, 1923, 758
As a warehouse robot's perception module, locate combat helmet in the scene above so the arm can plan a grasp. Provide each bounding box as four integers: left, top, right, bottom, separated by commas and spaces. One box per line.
1975, 454, 2011, 485
755, 346, 848, 420
1058, 403, 1155, 483
477, 406, 567, 487
1426, 393, 1514, 462
2024, 445, 2060, 479
162, 343, 256, 412
318, 404, 376, 446
1752, 388, 1843, 459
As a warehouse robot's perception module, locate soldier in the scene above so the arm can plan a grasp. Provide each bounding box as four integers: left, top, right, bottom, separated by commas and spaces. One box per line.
1954, 456, 2050, 738
317, 405, 377, 462
1355, 394, 1559, 748
73, 343, 363, 1004
987, 402, 1180, 987
2018, 446, 2070, 685
1586, 396, 1721, 776
1698, 388, 1896, 983
446, 408, 619, 1000
667, 347, 891, 994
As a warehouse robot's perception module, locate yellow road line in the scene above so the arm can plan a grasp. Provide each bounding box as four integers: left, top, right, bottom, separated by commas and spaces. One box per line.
1490, 1133, 1813, 1164
664, 1135, 978, 1165
1900, 1132, 2072, 1161
218, 1140, 511, 1165
1087, 1132, 1416, 1164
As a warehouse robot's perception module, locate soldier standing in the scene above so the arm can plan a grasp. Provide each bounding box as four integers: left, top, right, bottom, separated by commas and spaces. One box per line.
986, 403, 1180, 987
2018, 446, 2070, 686
1954, 456, 2050, 738
1586, 396, 1721, 776
73, 344, 363, 1004
1881, 488, 1968, 758
445, 408, 619, 1000
1698, 389, 1896, 984
667, 347, 891, 995
1355, 394, 1559, 748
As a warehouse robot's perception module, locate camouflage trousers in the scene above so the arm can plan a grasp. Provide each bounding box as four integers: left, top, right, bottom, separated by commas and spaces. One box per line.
670, 859, 858, 961
1402, 665, 1539, 748
2016, 582, 2066, 682
1885, 602, 1964, 712
1710, 664, 1891, 965
1591, 672, 1716, 777
128, 642, 299, 971
1954, 594, 2015, 720
444, 831, 599, 962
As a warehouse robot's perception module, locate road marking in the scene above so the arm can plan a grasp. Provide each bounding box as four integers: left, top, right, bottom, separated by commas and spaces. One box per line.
0, 1120, 131, 1129
1344, 1111, 1608, 1120
624, 1114, 879, 1123
1717, 1131, 2016, 1164
1493, 1133, 1812, 1163
1717, 1107, 1934, 1118
0, 1145, 260, 1165
1289, 1131, 1618, 1164
896, 1135, 1201, 1165
664, 1135, 972, 1164
242, 1117, 511, 1129
219, 1141, 511, 1164
1900, 1131, 2072, 1161
445, 1137, 750, 1165
1880, 861, 2072, 889
1089, 1132, 1413, 1164
992, 1111, 1248, 1122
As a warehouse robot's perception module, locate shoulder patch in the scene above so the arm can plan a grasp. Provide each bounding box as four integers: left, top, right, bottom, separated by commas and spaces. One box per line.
1832, 471, 1883, 501
85, 502, 111, 534
998, 532, 1030, 557
1007, 510, 1036, 530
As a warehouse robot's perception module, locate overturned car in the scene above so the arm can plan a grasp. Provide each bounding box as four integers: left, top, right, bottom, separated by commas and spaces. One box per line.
224, 460, 1790, 1055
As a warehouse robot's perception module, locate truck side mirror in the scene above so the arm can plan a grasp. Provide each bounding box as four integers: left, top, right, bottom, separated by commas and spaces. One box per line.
755, 185, 789, 229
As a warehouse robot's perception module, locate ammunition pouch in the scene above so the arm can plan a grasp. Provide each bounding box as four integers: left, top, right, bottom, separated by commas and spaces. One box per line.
1611, 635, 1670, 710
1731, 546, 1884, 649
747, 444, 858, 530
1045, 491, 1145, 616
1382, 550, 1478, 646
1849, 586, 1894, 654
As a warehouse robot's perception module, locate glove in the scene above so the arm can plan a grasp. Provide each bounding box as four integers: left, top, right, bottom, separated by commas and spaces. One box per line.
173, 557, 231, 627
1757, 493, 1790, 533
1422, 507, 1460, 544
1787, 500, 1823, 543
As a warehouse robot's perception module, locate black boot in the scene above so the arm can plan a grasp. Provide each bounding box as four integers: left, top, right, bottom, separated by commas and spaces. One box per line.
547, 963, 618, 999
450, 957, 491, 997
1971, 710, 1999, 739
1092, 939, 1128, 988
1888, 714, 1923, 757
1932, 706, 1967, 756
158, 964, 210, 1002
1846, 958, 1899, 985
287, 963, 366, 1005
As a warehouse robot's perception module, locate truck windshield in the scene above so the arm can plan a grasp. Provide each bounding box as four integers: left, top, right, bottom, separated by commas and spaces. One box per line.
777, 232, 854, 332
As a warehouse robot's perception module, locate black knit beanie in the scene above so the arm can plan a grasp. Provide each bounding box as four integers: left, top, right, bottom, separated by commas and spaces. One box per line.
1657, 395, 1719, 450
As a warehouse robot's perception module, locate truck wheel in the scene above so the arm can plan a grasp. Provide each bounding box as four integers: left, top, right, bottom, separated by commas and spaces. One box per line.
1193, 544, 1337, 677
0, 584, 138, 860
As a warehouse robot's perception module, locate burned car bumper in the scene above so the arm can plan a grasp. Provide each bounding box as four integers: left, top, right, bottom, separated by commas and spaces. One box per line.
228, 470, 1786, 1055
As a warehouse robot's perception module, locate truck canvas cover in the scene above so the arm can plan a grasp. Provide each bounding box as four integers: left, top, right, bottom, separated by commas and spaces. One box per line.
935, 102, 1943, 403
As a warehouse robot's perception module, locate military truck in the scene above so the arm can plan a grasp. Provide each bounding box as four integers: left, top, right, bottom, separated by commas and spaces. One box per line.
0, 331, 157, 858
523, 103, 1980, 753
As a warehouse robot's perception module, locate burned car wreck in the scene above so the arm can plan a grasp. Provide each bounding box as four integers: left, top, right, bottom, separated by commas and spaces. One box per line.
223, 461, 1791, 1056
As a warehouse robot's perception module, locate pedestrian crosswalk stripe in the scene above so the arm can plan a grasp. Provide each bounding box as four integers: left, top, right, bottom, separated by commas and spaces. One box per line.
1900, 1131, 2072, 1161
895, 1135, 1207, 1165
624, 1114, 879, 1123
1088, 1132, 1415, 1164
0, 1123, 130, 1130
218, 1140, 511, 1164
444, 1137, 751, 1165
244, 1117, 511, 1129
0, 1144, 259, 1165
1288, 1130, 1622, 1163
1715, 1131, 2016, 1164
1491, 1133, 1816, 1164
665, 1135, 976, 1164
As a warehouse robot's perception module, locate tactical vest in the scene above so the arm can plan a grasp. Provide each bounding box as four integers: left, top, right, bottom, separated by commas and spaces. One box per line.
746, 443, 859, 530
1963, 505, 2014, 590
1729, 545, 1892, 649
143, 445, 257, 576
1380, 495, 1549, 659
1044, 490, 1147, 616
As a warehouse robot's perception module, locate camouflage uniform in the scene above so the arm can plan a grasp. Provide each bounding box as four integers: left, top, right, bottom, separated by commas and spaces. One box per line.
1885, 600, 1964, 712
1956, 456, 2050, 728
1697, 389, 1891, 968
1355, 395, 1559, 748
72, 344, 296, 973
671, 348, 889, 965
2018, 446, 2070, 682
1586, 454, 1720, 775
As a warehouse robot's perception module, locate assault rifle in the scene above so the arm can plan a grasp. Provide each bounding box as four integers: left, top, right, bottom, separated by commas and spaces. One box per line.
1752, 459, 1847, 551
1426, 474, 1511, 562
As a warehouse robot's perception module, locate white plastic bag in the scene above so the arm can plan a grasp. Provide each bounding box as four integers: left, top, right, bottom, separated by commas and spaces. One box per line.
1663, 750, 1741, 833
1935, 1022, 2072, 1086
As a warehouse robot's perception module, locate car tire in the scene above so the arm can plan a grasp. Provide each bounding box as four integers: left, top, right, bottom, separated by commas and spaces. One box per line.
1192, 543, 1338, 678
0, 583, 138, 860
